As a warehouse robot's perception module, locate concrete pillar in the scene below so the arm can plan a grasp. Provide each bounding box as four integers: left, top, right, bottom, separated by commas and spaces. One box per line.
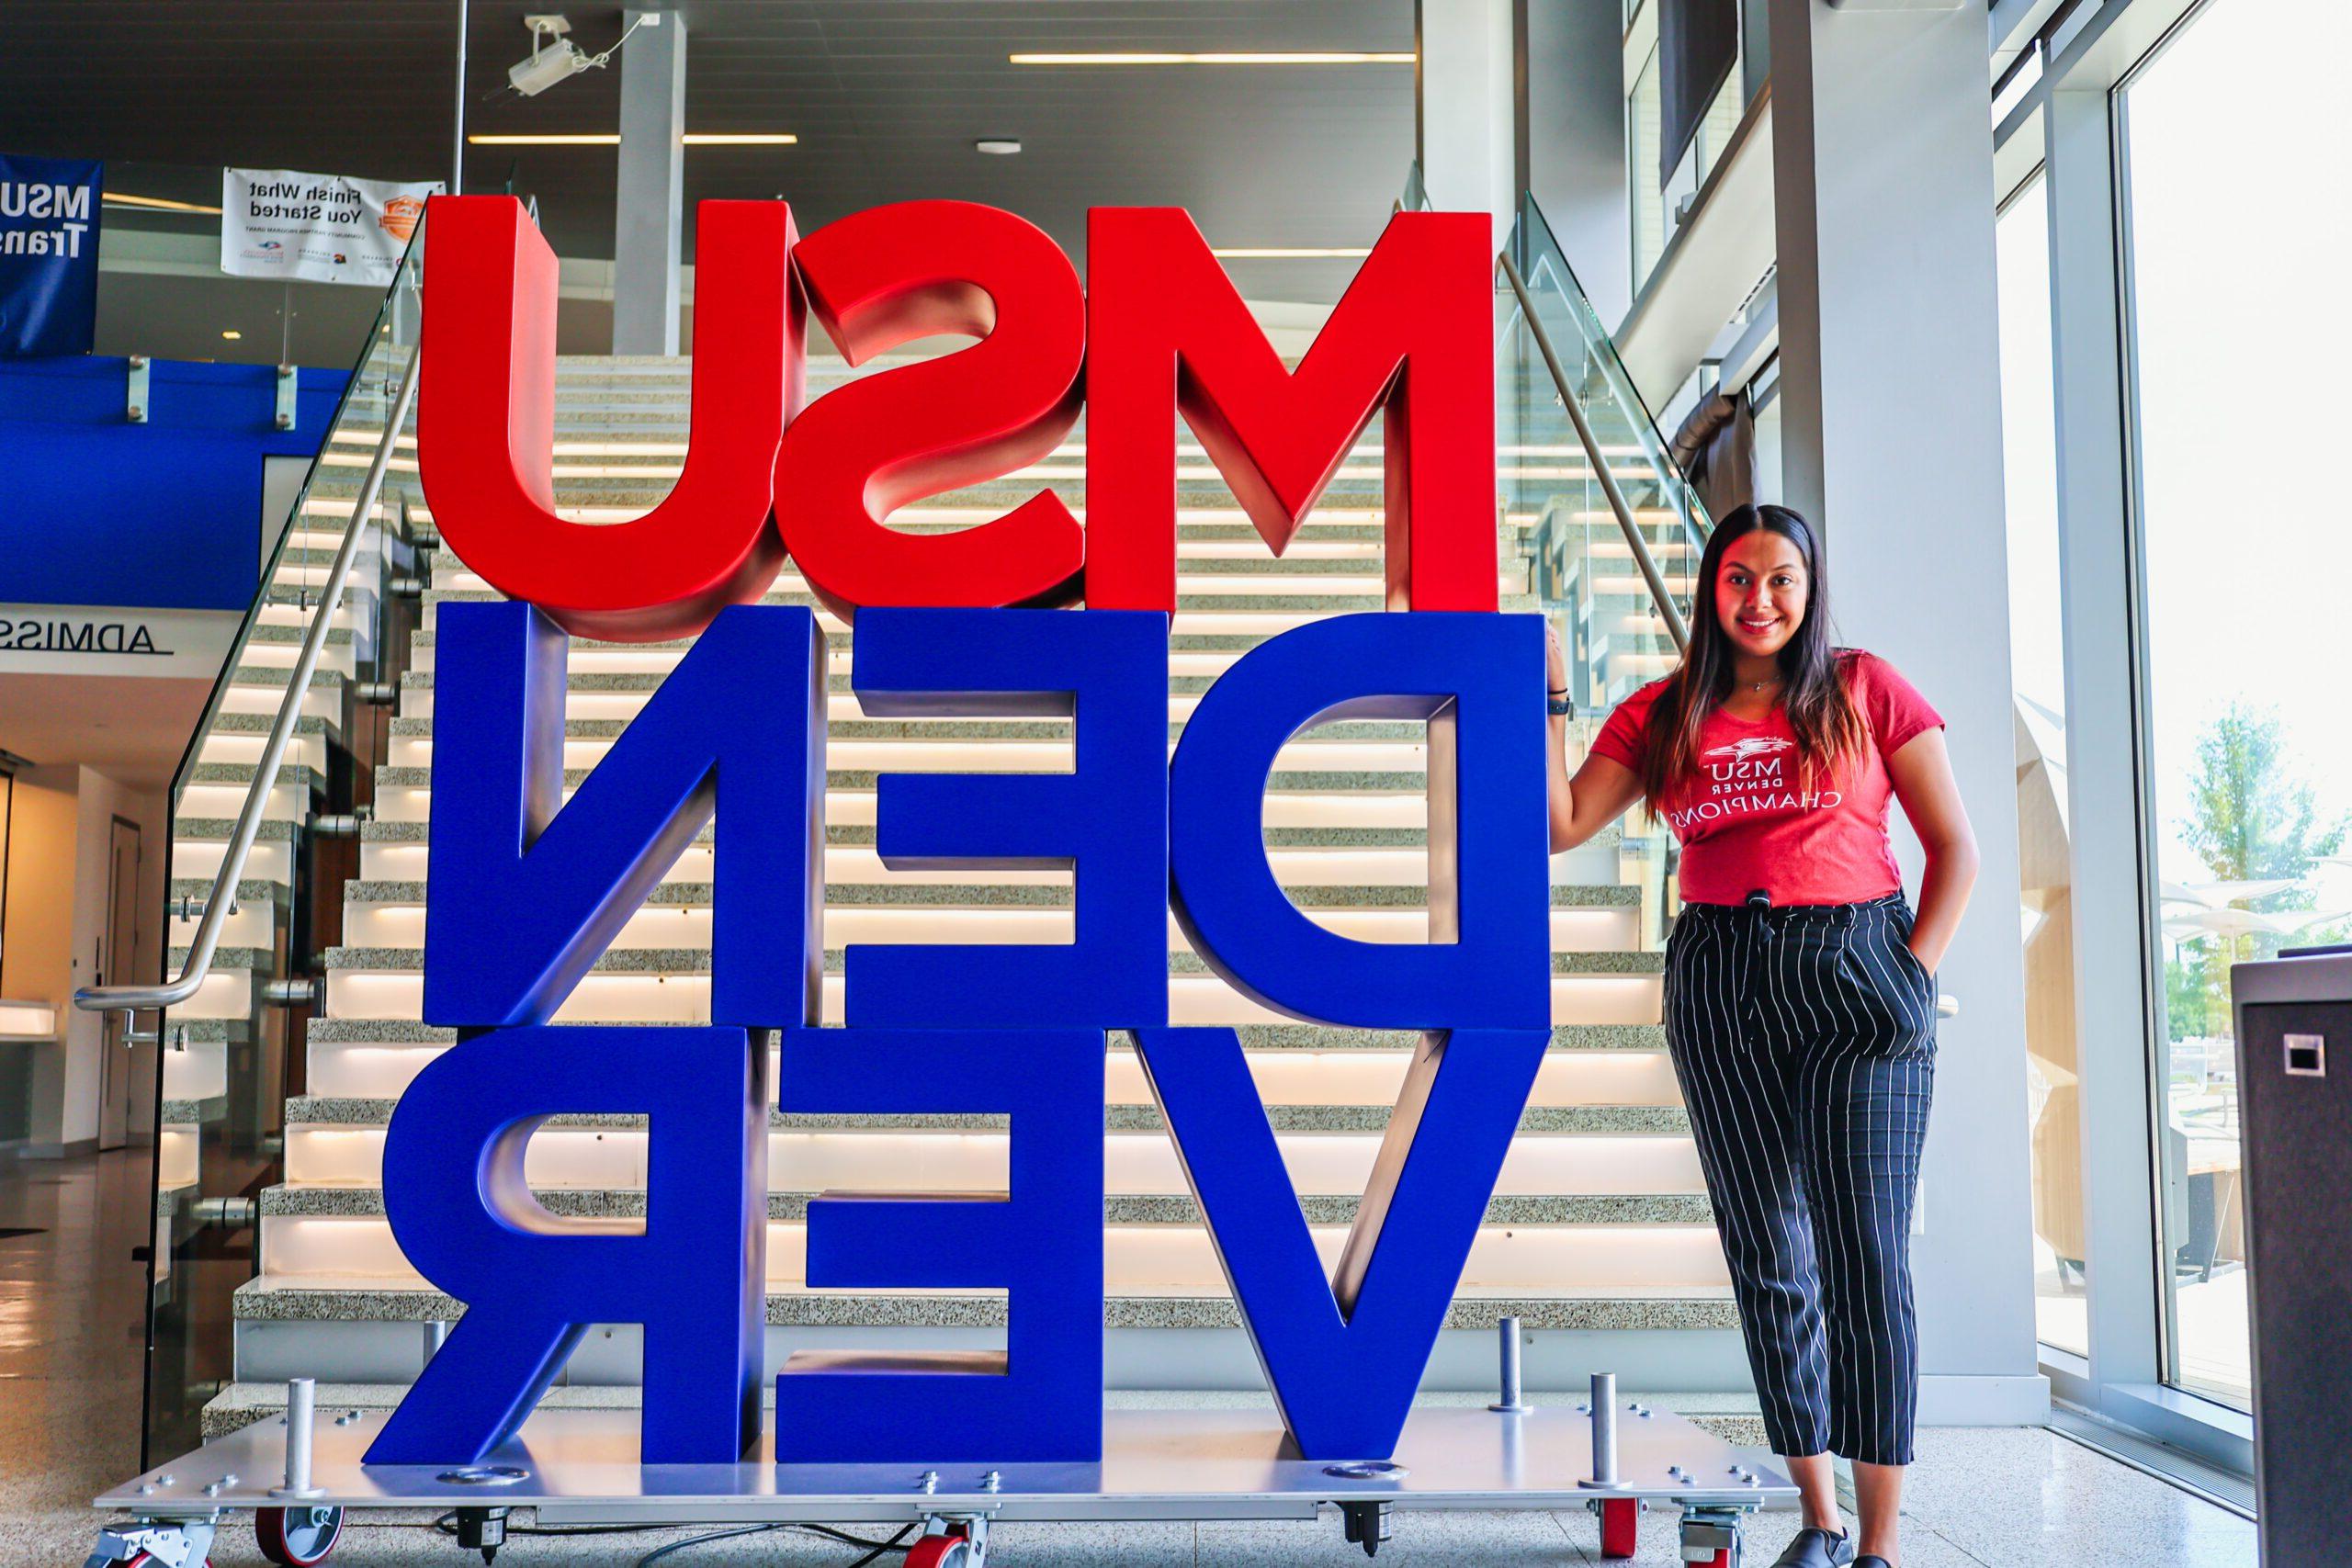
1415, 0, 1517, 239
612, 8, 684, 356
1769, 0, 2046, 1424
1521, 0, 1631, 323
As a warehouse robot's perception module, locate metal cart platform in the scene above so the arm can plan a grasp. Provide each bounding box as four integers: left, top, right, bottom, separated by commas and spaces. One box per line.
89, 1383, 1793, 1567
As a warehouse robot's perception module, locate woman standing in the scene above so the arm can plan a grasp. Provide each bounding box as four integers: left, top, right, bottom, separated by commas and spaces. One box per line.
1545, 503, 1978, 1568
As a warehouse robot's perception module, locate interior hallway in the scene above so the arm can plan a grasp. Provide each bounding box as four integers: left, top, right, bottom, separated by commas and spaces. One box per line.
1, 1156, 2261, 1567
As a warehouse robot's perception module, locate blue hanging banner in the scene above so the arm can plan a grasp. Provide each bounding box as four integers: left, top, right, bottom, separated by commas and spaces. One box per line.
0, 155, 102, 358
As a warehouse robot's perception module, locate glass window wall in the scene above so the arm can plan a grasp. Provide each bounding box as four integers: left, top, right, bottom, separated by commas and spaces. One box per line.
1996, 171, 2090, 1359
2118, 0, 2352, 1413
1628, 44, 1666, 292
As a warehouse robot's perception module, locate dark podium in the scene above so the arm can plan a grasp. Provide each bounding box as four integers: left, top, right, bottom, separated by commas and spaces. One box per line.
2231, 946, 2352, 1566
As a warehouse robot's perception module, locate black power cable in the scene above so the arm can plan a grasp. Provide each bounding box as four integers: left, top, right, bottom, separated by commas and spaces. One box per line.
424, 1509, 916, 1566
633, 1521, 915, 1568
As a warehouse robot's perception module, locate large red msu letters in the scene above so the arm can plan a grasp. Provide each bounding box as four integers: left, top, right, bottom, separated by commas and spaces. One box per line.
417, 195, 1497, 637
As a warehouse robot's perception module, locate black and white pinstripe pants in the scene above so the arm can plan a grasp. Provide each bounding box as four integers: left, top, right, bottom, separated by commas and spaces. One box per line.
1663, 888, 1937, 1467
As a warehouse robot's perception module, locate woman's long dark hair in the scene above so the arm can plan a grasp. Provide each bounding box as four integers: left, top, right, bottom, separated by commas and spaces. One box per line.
1630, 502, 1871, 815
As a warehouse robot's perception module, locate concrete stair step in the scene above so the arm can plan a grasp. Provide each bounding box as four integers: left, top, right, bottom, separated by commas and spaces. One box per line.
352, 812, 1623, 844
166, 876, 293, 910
280, 1095, 1690, 1135
300, 1018, 1666, 1051
328, 881, 1642, 964
317, 945, 1667, 977
354, 808, 1474, 851
335, 879, 1638, 911
258, 1183, 1713, 1226
343, 813, 1633, 894
416, 586, 1515, 617
299, 1020, 1673, 1101
172, 816, 304, 847
229, 1276, 1743, 1333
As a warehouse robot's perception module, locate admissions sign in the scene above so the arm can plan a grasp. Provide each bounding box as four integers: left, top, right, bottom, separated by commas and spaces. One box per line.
372, 195, 1549, 1470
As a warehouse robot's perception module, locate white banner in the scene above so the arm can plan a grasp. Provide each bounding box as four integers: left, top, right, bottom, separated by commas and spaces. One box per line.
220, 167, 439, 288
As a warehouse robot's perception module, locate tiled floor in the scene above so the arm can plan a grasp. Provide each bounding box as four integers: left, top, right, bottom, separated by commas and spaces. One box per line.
2, 1156, 2260, 1567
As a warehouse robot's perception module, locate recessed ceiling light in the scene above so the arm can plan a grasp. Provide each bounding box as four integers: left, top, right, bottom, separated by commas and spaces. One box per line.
106, 192, 223, 215
974, 139, 1023, 155
1009, 51, 1415, 66
221, 330, 243, 340
1209, 247, 1374, 259
466, 132, 797, 146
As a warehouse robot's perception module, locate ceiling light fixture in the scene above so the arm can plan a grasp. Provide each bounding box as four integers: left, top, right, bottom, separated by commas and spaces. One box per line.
1209, 247, 1374, 259
105, 192, 223, 215
469, 133, 616, 145
974, 139, 1023, 155
221, 330, 243, 340
1009, 51, 1415, 65
467, 132, 797, 146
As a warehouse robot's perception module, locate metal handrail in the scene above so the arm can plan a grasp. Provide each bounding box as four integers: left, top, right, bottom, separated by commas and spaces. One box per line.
74, 344, 423, 1017
1497, 249, 1690, 653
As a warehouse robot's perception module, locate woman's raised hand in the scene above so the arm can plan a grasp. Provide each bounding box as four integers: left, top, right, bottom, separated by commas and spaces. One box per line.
1544, 618, 1568, 694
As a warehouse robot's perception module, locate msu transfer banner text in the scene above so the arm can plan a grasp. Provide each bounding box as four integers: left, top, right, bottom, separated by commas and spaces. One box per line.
221, 166, 441, 288
0, 154, 102, 357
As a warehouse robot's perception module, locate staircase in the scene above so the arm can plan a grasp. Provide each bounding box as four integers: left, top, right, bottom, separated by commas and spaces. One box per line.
134, 213, 1758, 1441
181, 349, 1747, 1436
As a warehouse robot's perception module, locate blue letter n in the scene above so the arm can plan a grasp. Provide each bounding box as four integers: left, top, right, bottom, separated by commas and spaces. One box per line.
424, 601, 827, 1028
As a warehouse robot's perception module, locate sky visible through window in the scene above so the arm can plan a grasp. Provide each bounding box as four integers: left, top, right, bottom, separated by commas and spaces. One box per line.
2128, 0, 2352, 899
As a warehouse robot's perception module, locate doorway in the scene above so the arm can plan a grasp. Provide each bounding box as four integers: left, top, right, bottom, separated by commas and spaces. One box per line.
96, 817, 143, 1151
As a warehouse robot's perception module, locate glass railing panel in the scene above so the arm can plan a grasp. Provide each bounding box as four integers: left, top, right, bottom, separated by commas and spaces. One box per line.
1500, 300, 1679, 948
1498, 197, 1713, 949
1511, 194, 1711, 555
135, 227, 425, 1463
1399, 159, 1430, 214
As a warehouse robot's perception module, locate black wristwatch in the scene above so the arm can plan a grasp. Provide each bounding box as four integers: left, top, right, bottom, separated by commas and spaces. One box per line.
1546, 689, 1574, 717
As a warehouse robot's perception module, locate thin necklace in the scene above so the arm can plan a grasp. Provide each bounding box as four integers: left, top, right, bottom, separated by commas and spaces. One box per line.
1743, 675, 1783, 694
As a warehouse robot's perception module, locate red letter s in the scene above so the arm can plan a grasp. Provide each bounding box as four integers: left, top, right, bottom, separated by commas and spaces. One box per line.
775, 201, 1085, 620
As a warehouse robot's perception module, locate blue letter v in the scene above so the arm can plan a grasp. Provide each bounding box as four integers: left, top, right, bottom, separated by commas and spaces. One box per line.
1133, 1026, 1546, 1459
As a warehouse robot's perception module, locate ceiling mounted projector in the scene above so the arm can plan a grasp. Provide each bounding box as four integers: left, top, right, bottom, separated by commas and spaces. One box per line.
509, 14, 596, 97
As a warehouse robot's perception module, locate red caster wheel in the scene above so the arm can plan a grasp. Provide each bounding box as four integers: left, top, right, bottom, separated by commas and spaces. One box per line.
1678, 1508, 1742, 1567
255, 1506, 345, 1567
904, 1529, 974, 1568
1597, 1495, 1639, 1558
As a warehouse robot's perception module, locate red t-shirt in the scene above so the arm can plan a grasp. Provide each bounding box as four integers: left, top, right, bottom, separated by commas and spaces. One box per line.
1586, 649, 1945, 907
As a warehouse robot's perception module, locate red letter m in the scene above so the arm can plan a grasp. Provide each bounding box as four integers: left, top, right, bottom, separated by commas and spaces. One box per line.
1084, 209, 1496, 613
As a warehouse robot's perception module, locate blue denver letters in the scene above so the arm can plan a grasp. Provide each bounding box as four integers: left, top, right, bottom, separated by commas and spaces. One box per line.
379, 606, 1550, 1466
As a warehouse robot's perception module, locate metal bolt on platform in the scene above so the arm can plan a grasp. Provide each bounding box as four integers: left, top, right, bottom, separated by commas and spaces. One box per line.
272, 1377, 325, 1498
1579, 1372, 1620, 1488
1488, 1315, 1531, 1413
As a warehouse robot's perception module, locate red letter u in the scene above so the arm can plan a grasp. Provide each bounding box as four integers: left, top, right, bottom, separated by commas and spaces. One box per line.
418, 195, 804, 640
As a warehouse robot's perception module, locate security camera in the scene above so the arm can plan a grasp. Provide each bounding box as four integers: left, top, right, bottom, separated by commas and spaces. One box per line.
509, 15, 592, 97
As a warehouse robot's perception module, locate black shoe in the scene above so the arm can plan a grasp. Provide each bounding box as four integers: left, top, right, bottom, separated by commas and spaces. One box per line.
1770, 1526, 1855, 1568
1853, 1558, 1892, 1568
